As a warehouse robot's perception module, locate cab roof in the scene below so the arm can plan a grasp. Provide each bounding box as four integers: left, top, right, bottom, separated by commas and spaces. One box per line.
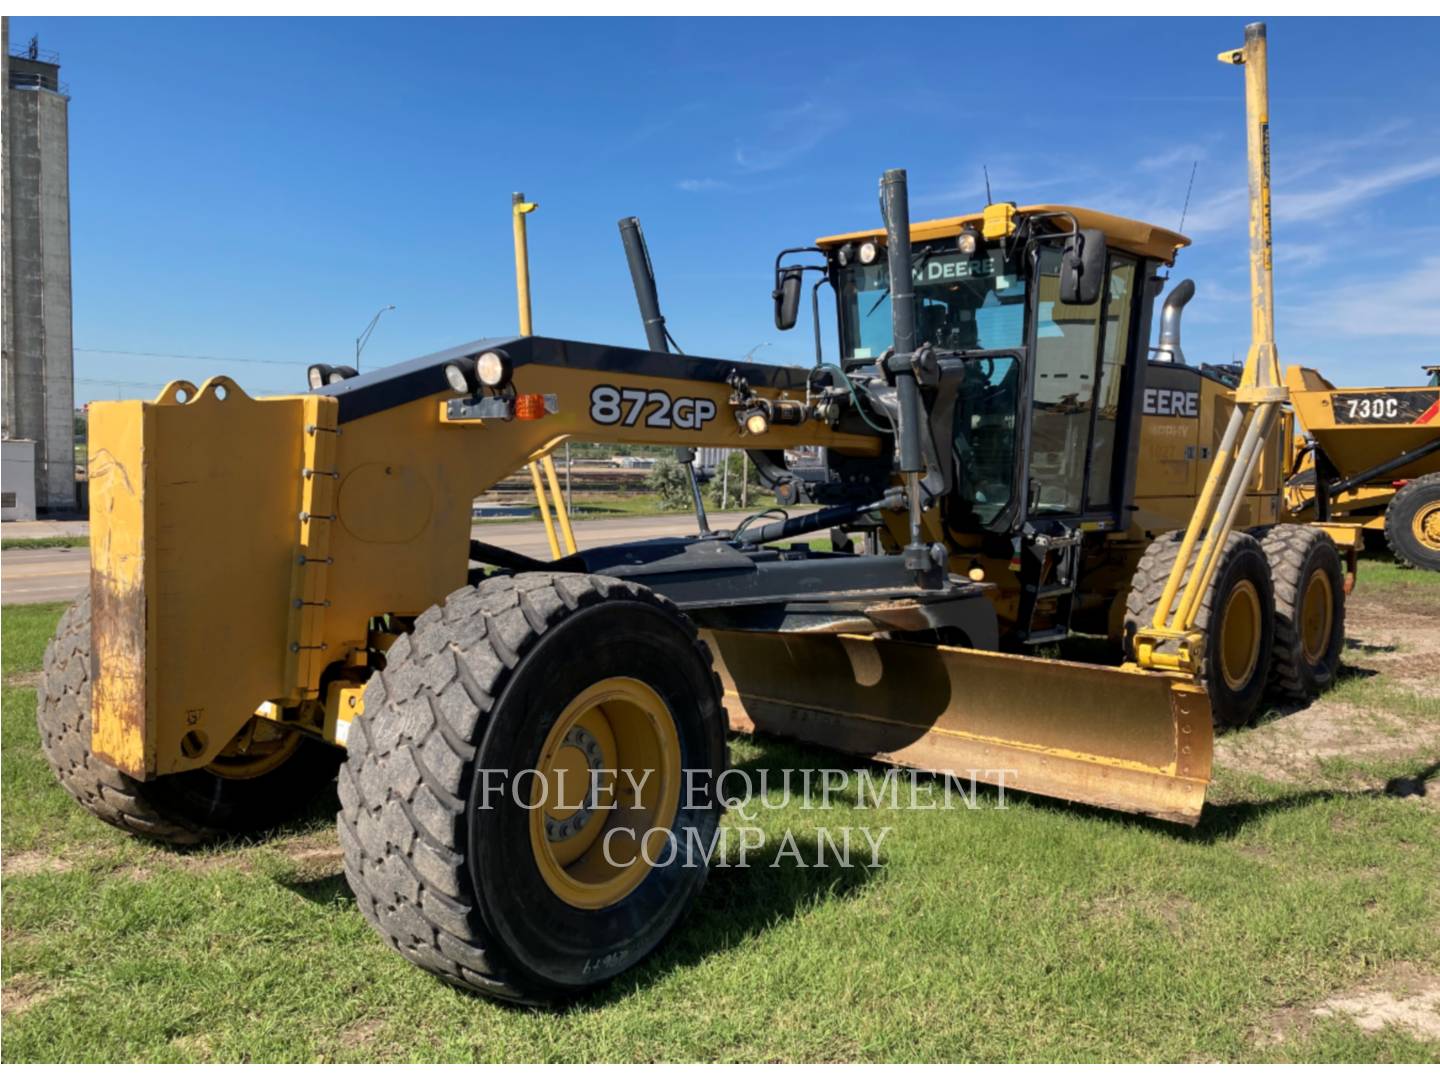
816, 204, 1190, 266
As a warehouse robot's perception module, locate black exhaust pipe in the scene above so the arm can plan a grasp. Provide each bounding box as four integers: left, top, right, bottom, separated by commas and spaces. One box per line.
618, 216, 712, 535
618, 217, 672, 354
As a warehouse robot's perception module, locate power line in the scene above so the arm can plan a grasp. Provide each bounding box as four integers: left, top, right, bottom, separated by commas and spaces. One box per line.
72, 377, 289, 396
75, 347, 304, 367
1178, 161, 1199, 235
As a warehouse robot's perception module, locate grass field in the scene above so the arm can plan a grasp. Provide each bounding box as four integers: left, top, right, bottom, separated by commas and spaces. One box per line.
0, 537, 89, 551
2, 562, 1438, 1062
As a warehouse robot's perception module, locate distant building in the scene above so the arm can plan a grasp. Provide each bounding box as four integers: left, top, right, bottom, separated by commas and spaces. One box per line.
2, 19, 77, 512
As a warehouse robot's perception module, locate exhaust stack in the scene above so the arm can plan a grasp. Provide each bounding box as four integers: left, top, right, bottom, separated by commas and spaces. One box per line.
1153, 278, 1195, 365
618, 216, 671, 354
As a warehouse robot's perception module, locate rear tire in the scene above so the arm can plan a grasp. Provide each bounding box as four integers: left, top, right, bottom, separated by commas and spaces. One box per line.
38, 590, 340, 846
1384, 471, 1440, 572
337, 573, 726, 1005
1255, 524, 1345, 701
1124, 530, 1275, 730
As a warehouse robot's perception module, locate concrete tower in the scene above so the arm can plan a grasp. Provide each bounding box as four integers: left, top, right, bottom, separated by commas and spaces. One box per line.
2, 18, 77, 512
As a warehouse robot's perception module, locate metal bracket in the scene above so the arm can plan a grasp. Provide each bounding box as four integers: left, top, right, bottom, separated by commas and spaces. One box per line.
444, 393, 558, 423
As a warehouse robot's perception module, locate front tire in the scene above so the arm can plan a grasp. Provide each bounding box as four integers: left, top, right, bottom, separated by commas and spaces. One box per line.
337, 573, 726, 1004
1384, 471, 1440, 572
38, 590, 340, 846
1125, 530, 1276, 730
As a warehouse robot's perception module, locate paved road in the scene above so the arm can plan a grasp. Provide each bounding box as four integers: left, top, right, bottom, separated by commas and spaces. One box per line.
2, 510, 779, 606
2, 547, 91, 605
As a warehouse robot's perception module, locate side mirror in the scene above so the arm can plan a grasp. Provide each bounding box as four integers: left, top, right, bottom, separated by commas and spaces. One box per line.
773, 266, 804, 331
1059, 228, 1107, 306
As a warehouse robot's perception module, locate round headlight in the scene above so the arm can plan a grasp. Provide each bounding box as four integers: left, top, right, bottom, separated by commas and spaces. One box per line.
858, 241, 880, 265
957, 229, 981, 256
836, 244, 853, 267
443, 361, 472, 394
307, 364, 332, 390
327, 365, 357, 385
744, 411, 770, 437
476, 350, 512, 388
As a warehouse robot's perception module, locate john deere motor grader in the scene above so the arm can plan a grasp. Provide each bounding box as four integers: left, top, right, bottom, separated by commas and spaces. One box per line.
39, 22, 1348, 1002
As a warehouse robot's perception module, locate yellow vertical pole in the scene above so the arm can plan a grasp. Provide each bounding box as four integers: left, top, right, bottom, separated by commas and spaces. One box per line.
1223, 21, 1279, 392
512, 192, 538, 336
511, 191, 577, 557
1141, 21, 1289, 662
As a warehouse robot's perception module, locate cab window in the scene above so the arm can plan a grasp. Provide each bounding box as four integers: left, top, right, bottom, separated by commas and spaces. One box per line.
1027, 249, 1137, 515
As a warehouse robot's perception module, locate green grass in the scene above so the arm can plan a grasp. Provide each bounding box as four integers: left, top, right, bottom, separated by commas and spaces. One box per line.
1, 536, 89, 551
2, 603, 1438, 1062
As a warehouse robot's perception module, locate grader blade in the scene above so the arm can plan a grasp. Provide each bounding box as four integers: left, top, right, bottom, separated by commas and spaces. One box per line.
704, 630, 1213, 825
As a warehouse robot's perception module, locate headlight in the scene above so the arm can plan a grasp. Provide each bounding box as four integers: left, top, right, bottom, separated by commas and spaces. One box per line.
858, 241, 881, 265
836, 244, 853, 267
443, 360, 473, 394
743, 410, 770, 436
957, 228, 982, 256
307, 364, 332, 390
327, 365, 357, 385
476, 349, 512, 388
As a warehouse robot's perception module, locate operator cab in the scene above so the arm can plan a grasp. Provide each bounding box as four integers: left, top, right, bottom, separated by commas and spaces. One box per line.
782, 205, 1188, 539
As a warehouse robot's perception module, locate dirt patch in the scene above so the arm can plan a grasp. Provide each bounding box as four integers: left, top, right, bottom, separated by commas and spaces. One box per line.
2, 851, 73, 876
1261, 964, 1440, 1047
1312, 969, 1440, 1040
278, 839, 343, 881
4, 672, 43, 689
1, 974, 57, 1018
1215, 588, 1440, 785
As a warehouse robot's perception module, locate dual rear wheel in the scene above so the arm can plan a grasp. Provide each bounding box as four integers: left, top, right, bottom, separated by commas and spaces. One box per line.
1125, 524, 1344, 729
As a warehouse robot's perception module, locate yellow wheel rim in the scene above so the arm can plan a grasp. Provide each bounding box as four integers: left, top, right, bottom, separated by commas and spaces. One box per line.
1413, 499, 1440, 552
529, 676, 680, 910
205, 717, 302, 780
1299, 568, 1335, 666
1219, 580, 1262, 692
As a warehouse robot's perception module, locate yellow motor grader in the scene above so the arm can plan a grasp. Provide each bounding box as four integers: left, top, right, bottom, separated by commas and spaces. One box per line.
38, 22, 1350, 1003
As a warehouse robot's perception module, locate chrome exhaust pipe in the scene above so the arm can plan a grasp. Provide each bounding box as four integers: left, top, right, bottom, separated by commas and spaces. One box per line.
1153, 278, 1195, 364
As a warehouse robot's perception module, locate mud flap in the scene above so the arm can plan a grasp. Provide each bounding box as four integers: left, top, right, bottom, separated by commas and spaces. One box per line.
703, 630, 1213, 825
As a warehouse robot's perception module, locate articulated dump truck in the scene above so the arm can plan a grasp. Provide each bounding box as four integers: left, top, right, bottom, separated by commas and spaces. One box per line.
39, 22, 1355, 1002
1282, 364, 1440, 572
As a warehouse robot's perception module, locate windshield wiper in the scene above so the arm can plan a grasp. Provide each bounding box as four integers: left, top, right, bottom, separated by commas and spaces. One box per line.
863, 249, 938, 319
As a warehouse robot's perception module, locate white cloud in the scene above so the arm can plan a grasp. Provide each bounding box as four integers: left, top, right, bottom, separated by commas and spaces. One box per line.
677, 178, 726, 192
1139, 144, 1208, 172
1279, 156, 1440, 219
1285, 253, 1440, 338
733, 102, 846, 173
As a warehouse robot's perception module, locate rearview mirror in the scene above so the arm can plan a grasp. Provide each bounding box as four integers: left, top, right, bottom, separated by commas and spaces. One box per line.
774, 267, 804, 331
1059, 228, 1107, 306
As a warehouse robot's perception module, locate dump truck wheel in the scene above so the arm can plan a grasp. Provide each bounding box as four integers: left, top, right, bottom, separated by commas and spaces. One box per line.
1384, 471, 1440, 572
1124, 530, 1275, 730
1256, 524, 1345, 701
37, 590, 341, 846
337, 573, 726, 1004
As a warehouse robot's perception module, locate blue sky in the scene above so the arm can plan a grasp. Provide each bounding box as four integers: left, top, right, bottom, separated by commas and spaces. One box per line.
11, 16, 1440, 404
